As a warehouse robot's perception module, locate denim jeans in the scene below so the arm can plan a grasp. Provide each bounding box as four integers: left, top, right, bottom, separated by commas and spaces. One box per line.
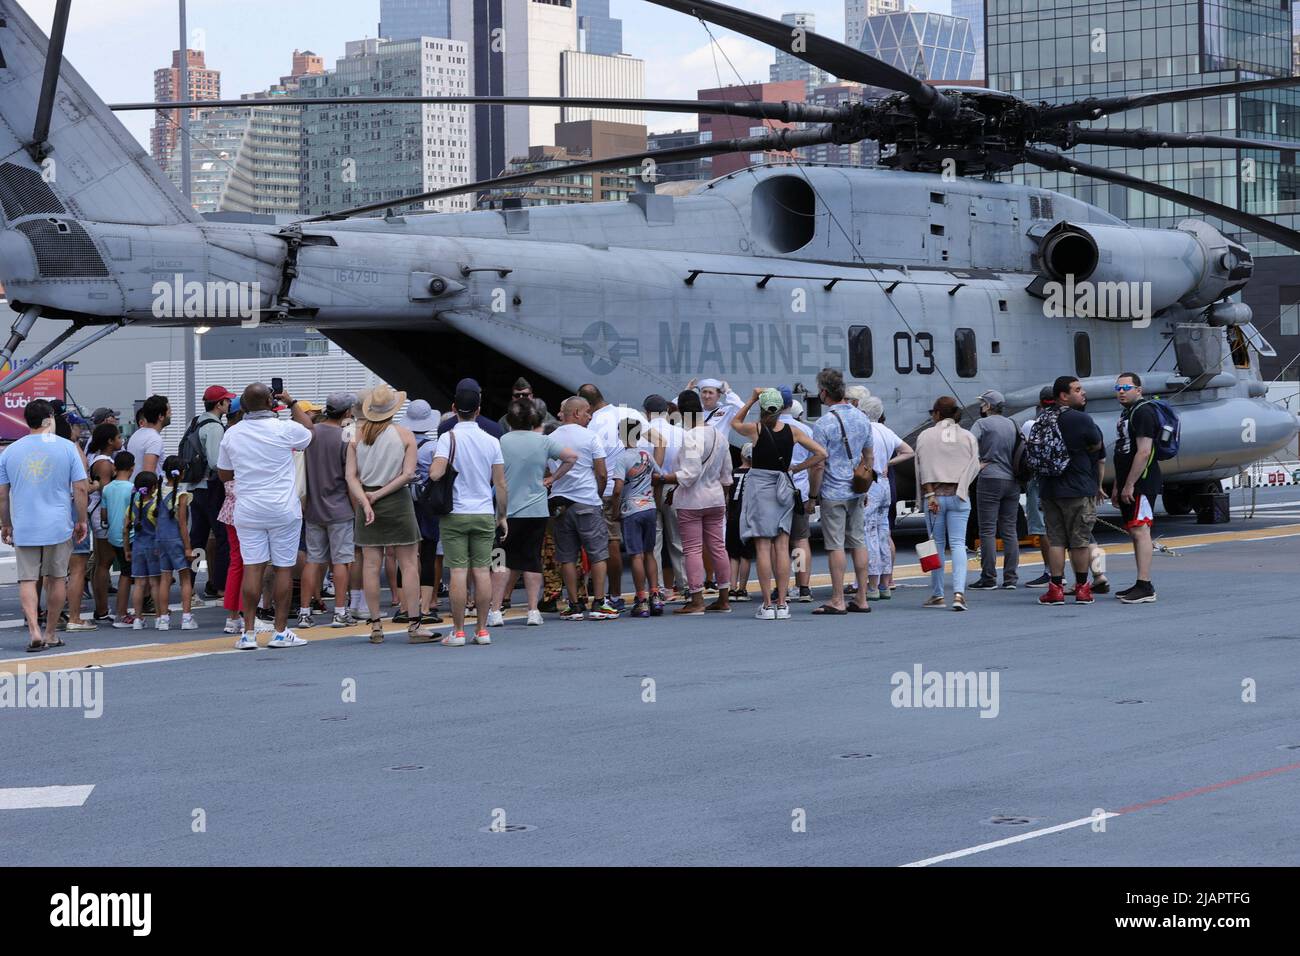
925, 495, 971, 597
975, 475, 1020, 585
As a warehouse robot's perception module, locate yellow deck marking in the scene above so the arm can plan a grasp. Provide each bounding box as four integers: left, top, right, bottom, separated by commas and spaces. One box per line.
4, 522, 1297, 675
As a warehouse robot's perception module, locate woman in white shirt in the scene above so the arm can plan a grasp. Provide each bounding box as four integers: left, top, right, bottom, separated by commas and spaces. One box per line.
658, 389, 733, 615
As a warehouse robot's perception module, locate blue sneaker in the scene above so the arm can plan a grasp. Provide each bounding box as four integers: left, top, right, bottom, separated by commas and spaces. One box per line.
609, 596, 627, 612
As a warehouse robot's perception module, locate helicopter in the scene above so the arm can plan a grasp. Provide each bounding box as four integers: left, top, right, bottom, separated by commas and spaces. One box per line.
0, 0, 1297, 518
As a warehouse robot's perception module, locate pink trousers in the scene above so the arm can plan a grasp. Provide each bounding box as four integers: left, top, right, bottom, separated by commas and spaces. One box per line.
676, 506, 730, 593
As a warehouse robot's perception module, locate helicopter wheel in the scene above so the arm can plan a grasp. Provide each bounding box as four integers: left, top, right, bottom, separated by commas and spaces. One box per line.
1161, 485, 1194, 516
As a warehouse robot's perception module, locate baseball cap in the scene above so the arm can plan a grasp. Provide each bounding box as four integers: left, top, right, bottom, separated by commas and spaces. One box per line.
758, 388, 784, 413
455, 377, 481, 393
1039, 385, 1055, 405
91, 407, 118, 424
65, 411, 89, 427
776, 385, 794, 409
297, 399, 324, 413
325, 391, 358, 416
643, 394, 669, 414
203, 385, 236, 403
229, 397, 242, 415
454, 386, 481, 412
979, 389, 1006, 407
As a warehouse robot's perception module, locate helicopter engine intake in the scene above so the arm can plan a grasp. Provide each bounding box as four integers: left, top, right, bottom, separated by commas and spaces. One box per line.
1036, 219, 1253, 318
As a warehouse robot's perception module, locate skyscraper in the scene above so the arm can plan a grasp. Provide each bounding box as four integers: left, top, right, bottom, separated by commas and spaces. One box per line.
950, 1, 986, 80
859, 10, 977, 82
379, 0, 450, 41
560, 51, 645, 126
770, 13, 831, 93
578, 0, 623, 55
845, 0, 901, 52
300, 37, 472, 217
151, 49, 221, 173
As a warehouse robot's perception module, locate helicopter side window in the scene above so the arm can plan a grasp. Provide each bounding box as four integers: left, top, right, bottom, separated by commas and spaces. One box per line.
1074, 332, 1092, 378
955, 328, 978, 378
848, 325, 873, 378
1228, 326, 1251, 369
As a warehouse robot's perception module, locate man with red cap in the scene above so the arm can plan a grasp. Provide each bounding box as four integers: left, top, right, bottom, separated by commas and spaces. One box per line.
183, 384, 236, 599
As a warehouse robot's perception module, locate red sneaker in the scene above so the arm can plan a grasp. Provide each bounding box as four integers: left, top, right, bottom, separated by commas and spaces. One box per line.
1074, 582, 1094, 604
1038, 582, 1065, 606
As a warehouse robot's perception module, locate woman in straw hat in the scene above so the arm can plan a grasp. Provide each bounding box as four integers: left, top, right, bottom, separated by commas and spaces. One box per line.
345, 385, 438, 644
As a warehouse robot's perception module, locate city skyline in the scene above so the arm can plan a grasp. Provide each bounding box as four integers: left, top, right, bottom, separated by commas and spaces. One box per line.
18, 0, 953, 154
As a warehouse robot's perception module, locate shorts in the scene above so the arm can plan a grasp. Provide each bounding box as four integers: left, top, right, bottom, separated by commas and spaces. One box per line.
306, 519, 355, 565
440, 513, 497, 569
621, 508, 657, 556
819, 495, 865, 551
15, 540, 74, 581
790, 501, 810, 541
1042, 496, 1097, 550
1120, 493, 1155, 530
237, 519, 302, 568
603, 499, 622, 542
113, 545, 130, 576
157, 537, 190, 573
131, 544, 161, 578
554, 503, 610, 565
72, 530, 92, 556
503, 515, 548, 573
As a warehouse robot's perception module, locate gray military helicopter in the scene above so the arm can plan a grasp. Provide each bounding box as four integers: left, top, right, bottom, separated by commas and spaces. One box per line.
0, 0, 1297, 517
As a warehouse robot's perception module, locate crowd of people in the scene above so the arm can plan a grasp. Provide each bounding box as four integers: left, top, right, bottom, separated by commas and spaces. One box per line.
0, 367, 1164, 652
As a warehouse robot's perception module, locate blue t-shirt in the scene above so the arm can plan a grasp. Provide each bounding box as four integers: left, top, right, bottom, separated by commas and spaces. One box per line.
101, 479, 134, 547
811, 404, 873, 501
0, 433, 88, 546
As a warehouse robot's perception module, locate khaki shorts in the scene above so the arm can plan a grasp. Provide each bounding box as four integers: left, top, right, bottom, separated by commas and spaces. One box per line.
440, 513, 497, 569
790, 502, 811, 541
603, 499, 622, 542
306, 519, 355, 565
1042, 496, 1097, 550
819, 496, 865, 551
16, 540, 74, 581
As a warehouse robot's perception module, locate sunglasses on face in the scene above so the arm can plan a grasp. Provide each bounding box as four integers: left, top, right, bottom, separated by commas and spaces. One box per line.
513, 391, 531, 398
1114, 384, 1137, 393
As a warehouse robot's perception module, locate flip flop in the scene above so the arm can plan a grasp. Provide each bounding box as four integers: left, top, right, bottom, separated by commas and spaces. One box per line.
25, 641, 46, 653
846, 603, 872, 613
811, 604, 847, 615
44, 637, 66, 647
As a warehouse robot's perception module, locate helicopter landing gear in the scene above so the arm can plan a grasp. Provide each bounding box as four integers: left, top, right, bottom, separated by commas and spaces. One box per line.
1162, 482, 1222, 517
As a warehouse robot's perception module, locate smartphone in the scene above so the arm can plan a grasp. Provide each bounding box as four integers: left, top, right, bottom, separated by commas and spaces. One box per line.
271, 377, 284, 397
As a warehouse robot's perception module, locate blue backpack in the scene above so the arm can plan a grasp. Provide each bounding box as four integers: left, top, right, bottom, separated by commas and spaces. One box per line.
1134, 398, 1180, 461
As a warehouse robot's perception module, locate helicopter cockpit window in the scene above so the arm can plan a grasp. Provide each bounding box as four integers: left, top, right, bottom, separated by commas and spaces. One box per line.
750, 175, 816, 253
1228, 326, 1251, 369
848, 326, 873, 378
955, 328, 978, 378
1074, 332, 1091, 378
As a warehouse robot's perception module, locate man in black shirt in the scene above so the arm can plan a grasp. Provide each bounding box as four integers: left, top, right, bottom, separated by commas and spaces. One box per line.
1038, 376, 1105, 606
1110, 372, 1160, 604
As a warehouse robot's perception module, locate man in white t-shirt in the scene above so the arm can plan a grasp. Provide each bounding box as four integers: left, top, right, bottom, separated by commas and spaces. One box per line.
429, 385, 507, 646
217, 382, 313, 650
127, 394, 170, 478
580, 383, 647, 609
547, 396, 614, 620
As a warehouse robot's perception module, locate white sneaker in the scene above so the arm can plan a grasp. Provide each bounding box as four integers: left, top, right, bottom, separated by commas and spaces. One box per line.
267, 629, 307, 648
473, 630, 492, 645
775, 604, 791, 620
223, 618, 242, 634
234, 632, 258, 650
330, 609, 354, 628
486, 610, 505, 628
296, 609, 314, 629
754, 605, 776, 620
254, 617, 274, 634
180, 614, 198, 631
131, 617, 144, 630
155, 615, 171, 631
441, 632, 466, 647
526, 609, 544, 626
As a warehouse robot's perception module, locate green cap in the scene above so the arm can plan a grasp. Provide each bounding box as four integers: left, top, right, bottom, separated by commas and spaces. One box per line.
758, 388, 784, 412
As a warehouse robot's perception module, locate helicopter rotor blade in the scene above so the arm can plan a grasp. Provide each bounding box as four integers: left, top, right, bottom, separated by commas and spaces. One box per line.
302, 126, 837, 223
1066, 127, 1298, 158
1022, 147, 1300, 254
640, 0, 943, 113
1039, 76, 1300, 124
108, 94, 843, 124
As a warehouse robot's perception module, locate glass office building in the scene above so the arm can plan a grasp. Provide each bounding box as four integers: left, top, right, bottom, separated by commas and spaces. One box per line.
951, 0, 986, 79
379, 0, 450, 41
578, 0, 623, 55
859, 10, 978, 81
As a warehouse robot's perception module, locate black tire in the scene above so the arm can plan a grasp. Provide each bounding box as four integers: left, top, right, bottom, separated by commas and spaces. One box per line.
1162, 486, 1192, 516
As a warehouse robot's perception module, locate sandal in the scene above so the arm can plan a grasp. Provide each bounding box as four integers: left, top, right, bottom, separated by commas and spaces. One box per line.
845, 602, 872, 613
44, 636, 66, 647
25, 640, 46, 653
408, 616, 439, 644
368, 618, 385, 644
811, 604, 847, 615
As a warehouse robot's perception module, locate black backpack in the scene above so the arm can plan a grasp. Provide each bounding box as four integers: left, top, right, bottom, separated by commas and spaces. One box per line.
178, 416, 218, 484
1011, 428, 1034, 484
414, 431, 456, 521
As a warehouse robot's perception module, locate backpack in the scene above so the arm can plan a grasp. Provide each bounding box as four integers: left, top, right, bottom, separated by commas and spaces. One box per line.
1010, 428, 1034, 484
414, 431, 456, 522
178, 416, 218, 484
1024, 405, 1071, 478
1133, 398, 1181, 461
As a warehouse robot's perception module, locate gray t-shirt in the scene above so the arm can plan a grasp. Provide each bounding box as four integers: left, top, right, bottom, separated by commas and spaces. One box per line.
969, 414, 1019, 482
611, 446, 656, 516
500, 430, 565, 519
302, 422, 352, 524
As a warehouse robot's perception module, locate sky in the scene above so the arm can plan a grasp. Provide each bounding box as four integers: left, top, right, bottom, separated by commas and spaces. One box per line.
18, 0, 953, 147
